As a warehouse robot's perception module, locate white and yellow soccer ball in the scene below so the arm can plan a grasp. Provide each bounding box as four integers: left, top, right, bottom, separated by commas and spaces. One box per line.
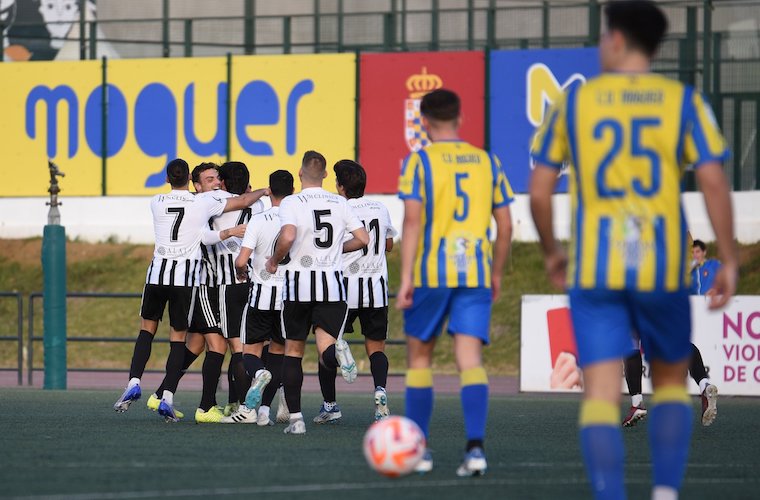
363, 415, 426, 477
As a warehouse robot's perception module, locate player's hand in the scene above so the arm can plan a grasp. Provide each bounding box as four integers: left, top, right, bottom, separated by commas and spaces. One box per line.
491, 275, 502, 302
265, 257, 278, 274
544, 249, 568, 290
706, 261, 738, 310
549, 352, 583, 390
263, 188, 271, 197
395, 280, 414, 310
235, 268, 249, 282
229, 224, 247, 238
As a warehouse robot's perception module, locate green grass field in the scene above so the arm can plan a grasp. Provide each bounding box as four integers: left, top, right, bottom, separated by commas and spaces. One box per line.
1, 389, 758, 499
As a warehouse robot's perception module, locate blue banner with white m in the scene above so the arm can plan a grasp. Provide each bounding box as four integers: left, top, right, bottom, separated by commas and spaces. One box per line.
489, 48, 600, 193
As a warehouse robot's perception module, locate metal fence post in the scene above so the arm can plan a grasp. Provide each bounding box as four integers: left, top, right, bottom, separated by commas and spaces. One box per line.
314, 0, 321, 53
588, 0, 600, 47
541, 1, 549, 48
283, 17, 292, 54
184, 19, 193, 57
16, 294, 22, 385
89, 20, 97, 59
702, 0, 712, 97
244, 0, 255, 55
79, 0, 86, 60
733, 99, 742, 190
383, 13, 394, 51
486, 1, 495, 49
467, 0, 474, 50
28, 294, 35, 386
431, 0, 439, 51
338, 0, 344, 52
401, 0, 407, 50
162, 0, 170, 58
0, 22, 4, 62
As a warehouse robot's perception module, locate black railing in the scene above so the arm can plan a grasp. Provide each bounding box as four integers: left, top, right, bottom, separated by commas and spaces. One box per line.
0, 292, 23, 385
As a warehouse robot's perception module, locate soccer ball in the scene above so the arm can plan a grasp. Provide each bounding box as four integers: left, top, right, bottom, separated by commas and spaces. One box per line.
363, 416, 426, 477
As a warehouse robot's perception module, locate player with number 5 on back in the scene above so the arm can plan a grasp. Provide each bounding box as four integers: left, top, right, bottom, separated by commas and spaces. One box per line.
529, 2, 738, 499
114, 158, 269, 421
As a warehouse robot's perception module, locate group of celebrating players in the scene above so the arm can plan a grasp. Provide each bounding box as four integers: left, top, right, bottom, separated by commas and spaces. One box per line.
112, 1, 739, 495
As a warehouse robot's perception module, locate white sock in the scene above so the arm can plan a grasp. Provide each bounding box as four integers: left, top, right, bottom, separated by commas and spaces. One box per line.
259, 405, 270, 417
698, 378, 710, 393
290, 412, 303, 422
128, 377, 140, 388
632, 394, 643, 407
161, 390, 174, 406
323, 401, 336, 411
651, 485, 678, 500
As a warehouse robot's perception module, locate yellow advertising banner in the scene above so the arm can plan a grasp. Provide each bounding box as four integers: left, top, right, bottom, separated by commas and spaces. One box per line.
0, 53, 356, 196
0, 60, 102, 196
229, 53, 356, 191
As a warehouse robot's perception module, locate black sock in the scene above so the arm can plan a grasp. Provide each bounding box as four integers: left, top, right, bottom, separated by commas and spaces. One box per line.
162, 341, 186, 394
262, 352, 284, 406
128, 330, 154, 380
227, 356, 237, 404
200, 351, 224, 411
243, 353, 265, 379
624, 350, 643, 397
322, 344, 338, 369
261, 344, 270, 365
156, 347, 199, 396
689, 343, 709, 385
466, 439, 484, 452
318, 362, 337, 403
231, 352, 250, 404
369, 351, 389, 389
282, 355, 303, 414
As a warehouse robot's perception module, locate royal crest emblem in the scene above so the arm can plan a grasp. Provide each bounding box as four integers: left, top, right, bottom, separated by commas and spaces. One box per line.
404, 67, 443, 152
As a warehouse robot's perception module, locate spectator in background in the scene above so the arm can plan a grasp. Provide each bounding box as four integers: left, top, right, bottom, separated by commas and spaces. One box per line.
691, 239, 722, 295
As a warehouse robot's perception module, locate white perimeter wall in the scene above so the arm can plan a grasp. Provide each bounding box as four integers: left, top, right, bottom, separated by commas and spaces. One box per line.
1, 191, 759, 244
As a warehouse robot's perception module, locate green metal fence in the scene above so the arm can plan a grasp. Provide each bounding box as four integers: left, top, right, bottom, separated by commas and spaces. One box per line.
2, 0, 758, 189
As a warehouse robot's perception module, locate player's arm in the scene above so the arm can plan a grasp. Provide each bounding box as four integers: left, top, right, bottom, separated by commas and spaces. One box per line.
266, 224, 296, 274
223, 188, 270, 213
490, 205, 512, 301
235, 246, 253, 282
202, 224, 247, 245
530, 165, 566, 289
397, 199, 422, 309
385, 238, 393, 252
695, 162, 738, 308
343, 227, 369, 253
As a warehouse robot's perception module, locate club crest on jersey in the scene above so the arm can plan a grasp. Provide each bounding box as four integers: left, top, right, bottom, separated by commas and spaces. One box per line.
404, 67, 442, 152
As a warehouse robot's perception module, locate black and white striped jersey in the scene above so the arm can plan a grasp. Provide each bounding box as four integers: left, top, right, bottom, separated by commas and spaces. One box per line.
342, 197, 397, 309
278, 187, 363, 303
145, 190, 226, 286
204, 191, 265, 286
240, 207, 286, 311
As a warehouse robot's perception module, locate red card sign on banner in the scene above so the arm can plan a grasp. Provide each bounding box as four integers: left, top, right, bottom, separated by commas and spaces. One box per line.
359, 52, 485, 194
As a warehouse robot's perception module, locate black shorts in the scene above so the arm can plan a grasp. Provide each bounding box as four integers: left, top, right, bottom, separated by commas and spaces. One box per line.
243, 307, 284, 345
344, 307, 388, 341
219, 283, 251, 339
140, 284, 194, 331
281, 301, 348, 341
189, 285, 222, 334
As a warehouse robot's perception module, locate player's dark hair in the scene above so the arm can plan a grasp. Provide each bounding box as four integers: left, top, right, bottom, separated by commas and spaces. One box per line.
269, 170, 294, 199
693, 239, 707, 251
420, 89, 461, 122
605, 0, 668, 57
166, 158, 189, 188
301, 150, 327, 180
333, 159, 366, 199
218, 161, 250, 195
191, 162, 218, 184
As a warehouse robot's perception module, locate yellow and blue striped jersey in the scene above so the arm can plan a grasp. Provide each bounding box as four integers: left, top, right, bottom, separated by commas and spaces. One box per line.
530, 74, 729, 292
398, 140, 514, 288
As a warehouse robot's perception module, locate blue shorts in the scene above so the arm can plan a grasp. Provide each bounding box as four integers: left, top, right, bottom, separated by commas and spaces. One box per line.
568, 288, 692, 367
404, 287, 492, 344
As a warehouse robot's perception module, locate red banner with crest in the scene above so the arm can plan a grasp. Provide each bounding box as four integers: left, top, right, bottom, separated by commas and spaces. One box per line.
358, 52, 485, 194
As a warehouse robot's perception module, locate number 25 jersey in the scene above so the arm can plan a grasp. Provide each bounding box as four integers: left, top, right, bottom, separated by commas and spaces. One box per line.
531, 74, 729, 292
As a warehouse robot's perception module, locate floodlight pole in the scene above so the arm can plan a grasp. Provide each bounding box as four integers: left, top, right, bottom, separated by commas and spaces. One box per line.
42, 161, 67, 389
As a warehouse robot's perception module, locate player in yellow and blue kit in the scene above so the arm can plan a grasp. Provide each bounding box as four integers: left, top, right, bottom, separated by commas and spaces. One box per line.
397, 89, 513, 476
529, 2, 738, 499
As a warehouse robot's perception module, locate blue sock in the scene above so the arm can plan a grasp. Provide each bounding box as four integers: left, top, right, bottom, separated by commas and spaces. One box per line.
460, 367, 488, 449
405, 368, 433, 438
579, 400, 625, 500
649, 386, 692, 490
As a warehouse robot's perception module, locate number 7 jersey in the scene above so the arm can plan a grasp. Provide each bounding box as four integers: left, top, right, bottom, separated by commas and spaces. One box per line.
531, 74, 729, 292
